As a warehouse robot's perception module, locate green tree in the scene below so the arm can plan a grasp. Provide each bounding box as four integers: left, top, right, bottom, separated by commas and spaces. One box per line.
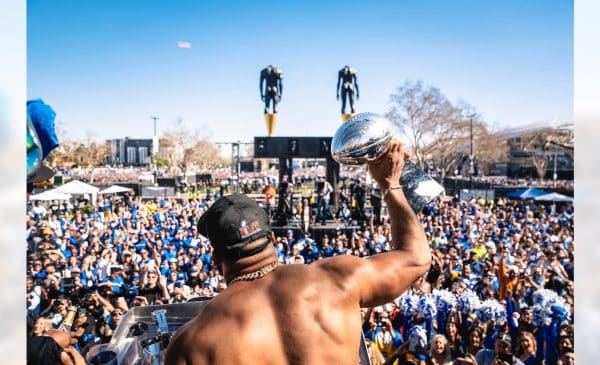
155, 157, 170, 168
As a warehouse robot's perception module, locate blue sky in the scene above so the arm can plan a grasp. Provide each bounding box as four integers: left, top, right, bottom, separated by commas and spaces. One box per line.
28, 0, 573, 144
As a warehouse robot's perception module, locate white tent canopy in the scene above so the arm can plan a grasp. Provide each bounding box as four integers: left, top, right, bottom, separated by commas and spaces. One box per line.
534, 192, 574, 202
99, 185, 132, 195
53, 180, 100, 194
30, 190, 71, 201
52, 180, 100, 205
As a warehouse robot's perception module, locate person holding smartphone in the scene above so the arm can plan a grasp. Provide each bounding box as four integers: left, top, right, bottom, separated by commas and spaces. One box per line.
476, 333, 524, 365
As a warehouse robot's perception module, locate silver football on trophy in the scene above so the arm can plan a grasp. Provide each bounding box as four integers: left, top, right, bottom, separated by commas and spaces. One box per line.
331, 112, 445, 212
331, 113, 393, 165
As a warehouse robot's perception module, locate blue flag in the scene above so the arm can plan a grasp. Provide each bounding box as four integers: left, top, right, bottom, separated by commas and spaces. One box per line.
27, 99, 59, 159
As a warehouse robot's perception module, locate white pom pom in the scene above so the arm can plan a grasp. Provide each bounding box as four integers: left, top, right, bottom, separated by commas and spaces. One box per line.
433, 289, 457, 314
476, 299, 506, 324
418, 294, 438, 319
457, 290, 481, 314
531, 289, 570, 325
400, 292, 420, 317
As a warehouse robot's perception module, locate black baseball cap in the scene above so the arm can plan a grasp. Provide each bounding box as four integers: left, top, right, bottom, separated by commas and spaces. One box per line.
496, 332, 512, 346
198, 194, 272, 260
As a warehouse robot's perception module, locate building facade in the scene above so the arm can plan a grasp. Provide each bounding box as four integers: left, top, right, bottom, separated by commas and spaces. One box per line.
107, 138, 153, 166
497, 122, 574, 179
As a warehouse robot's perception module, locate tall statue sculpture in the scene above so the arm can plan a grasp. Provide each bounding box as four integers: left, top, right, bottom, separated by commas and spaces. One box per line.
260, 65, 283, 114
260, 65, 283, 137
336, 65, 359, 120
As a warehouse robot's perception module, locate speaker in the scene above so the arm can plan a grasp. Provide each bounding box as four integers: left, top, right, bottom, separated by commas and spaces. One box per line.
288, 139, 299, 156
256, 138, 268, 157
254, 137, 333, 159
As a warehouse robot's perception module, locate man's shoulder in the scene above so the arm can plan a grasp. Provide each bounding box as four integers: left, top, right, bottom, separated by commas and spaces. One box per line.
167, 316, 213, 364
310, 254, 366, 281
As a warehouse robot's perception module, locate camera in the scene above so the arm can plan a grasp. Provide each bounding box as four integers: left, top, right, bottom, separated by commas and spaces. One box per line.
61, 277, 74, 293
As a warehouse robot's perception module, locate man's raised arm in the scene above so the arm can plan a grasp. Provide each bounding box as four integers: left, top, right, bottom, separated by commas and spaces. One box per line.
317, 140, 431, 308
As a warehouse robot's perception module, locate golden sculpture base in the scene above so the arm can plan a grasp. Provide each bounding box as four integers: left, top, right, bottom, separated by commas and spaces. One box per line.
341, 113, 356, 122
264, 113, 278, 137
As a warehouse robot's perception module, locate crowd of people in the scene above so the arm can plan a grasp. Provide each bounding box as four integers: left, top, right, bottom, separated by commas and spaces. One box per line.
460, 175, 574, 191
26, 179, 574, 364
60, 163, 575, 192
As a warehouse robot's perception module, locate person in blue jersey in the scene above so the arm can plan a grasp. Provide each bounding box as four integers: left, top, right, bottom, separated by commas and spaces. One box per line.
318, 234, 335, 258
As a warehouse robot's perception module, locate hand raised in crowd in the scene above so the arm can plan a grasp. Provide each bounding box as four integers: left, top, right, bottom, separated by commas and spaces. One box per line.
116, 296, 129, 311
158, 274, 167, 287
431, 254, 442, 269
381, 318, 394, 331
133, 295, 149, 306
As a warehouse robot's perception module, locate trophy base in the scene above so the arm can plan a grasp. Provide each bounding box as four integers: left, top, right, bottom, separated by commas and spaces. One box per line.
341, 113, 355, 122
264, 113, 278, 137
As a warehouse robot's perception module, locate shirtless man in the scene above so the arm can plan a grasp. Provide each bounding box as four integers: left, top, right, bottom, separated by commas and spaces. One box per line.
165, 140, 431, 364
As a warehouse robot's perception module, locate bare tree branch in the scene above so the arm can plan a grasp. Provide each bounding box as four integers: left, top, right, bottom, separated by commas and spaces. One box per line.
160, 118, 226, 180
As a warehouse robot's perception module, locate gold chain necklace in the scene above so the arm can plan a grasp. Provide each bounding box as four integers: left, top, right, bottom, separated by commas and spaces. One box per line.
227, 261, 279, 285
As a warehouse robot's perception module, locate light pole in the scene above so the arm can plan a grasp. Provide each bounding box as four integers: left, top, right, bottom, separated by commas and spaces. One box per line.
469, 114, 474, 189
553, 147, 558, 190
151, 116, 159, 186
454, 168, 459, 196
232, 142, 241, 194
552, 145, 558, 215
545, 141, 559, 215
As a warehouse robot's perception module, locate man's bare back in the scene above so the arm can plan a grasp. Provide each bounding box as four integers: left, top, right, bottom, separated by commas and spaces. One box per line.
167, 262, 363, 364
165, 141, 431, 365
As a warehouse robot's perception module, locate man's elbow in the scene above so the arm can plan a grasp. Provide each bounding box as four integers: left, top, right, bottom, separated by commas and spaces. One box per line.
415, 251, 432, 274
412, 241, 432, 273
